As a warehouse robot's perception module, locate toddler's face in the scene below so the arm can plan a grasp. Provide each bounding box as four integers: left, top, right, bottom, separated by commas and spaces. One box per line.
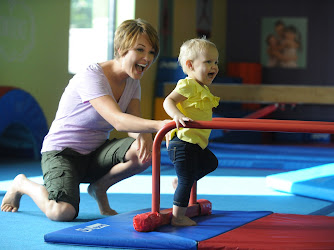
189, 47, 219, 86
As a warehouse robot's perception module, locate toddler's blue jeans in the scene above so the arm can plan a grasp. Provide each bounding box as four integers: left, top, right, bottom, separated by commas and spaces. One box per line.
167, 136, 218, 207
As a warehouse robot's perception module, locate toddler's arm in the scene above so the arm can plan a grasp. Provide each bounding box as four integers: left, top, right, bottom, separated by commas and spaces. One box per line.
163, 90, 192, 129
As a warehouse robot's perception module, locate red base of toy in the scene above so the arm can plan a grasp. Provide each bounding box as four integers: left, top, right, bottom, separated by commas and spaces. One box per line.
133, 199, 212, 232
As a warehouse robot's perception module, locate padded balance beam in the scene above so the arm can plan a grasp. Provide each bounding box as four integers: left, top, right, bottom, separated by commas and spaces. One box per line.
152, 118, 334, 211
133, 118, 334, 232
164, 83, 334, 105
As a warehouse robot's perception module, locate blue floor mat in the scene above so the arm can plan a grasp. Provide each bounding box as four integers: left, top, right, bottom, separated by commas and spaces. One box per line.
44, 209, 272, 249
266, 163, 334, 202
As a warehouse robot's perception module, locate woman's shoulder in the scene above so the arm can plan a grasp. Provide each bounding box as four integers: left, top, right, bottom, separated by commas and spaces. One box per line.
72, 63, 106, 81
85, 63, 105, 76
69, 63, 109, 93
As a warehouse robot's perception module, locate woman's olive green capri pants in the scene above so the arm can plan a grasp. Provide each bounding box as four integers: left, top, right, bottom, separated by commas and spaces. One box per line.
41, 138, 135, 218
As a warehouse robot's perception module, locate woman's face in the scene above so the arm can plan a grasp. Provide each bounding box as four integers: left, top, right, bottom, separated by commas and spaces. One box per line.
120, 33, 156, 80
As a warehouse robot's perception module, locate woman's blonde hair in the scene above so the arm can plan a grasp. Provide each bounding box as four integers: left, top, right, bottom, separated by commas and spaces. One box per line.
178, 37, 217, 74
114, 18, 160, 62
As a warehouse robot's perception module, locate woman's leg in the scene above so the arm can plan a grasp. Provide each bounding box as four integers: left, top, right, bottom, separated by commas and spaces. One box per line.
1, 174, 76, 221
87, 138, 151, 215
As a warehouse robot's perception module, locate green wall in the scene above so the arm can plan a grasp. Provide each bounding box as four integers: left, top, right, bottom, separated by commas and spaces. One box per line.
0, 0, 71, 126
0, 0, 227, 132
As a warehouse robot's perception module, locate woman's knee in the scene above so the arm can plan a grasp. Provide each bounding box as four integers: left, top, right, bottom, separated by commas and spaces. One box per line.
126, 143, 151, 169
45, 201, 77, 221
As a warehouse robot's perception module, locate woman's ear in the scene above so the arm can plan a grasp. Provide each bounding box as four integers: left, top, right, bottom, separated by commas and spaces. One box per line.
185, 60, 193, 71
118, 48, 128, 58
116, 48, 123, 58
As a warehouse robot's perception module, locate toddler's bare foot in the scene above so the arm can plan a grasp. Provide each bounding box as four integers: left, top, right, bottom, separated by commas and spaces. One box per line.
172, 177, 178, 190
171, 215, 197, 227
1, 174, 26, 212
87, 183, 118, 216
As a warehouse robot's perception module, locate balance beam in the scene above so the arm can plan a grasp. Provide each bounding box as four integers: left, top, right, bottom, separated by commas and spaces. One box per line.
151, 118, 334, 213
164, 83, 334, 105
133, 118, 334, 232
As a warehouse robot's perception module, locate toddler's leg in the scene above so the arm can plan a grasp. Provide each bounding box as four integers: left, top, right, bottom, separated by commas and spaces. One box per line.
196, 147, 218, 180
168, 138, 198, 226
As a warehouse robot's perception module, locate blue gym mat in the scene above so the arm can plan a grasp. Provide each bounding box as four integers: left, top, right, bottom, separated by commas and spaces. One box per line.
266, 163, 334, 202
44, 209, 272, 249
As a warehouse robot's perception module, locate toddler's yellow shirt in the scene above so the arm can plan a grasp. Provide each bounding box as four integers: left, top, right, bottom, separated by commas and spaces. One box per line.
170, 77, 220, 149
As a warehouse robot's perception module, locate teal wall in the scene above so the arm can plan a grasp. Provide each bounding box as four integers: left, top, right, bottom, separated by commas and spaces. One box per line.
0, 0, 71, 126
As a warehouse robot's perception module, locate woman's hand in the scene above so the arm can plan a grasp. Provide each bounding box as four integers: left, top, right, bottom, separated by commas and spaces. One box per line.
135, 133, 154, 163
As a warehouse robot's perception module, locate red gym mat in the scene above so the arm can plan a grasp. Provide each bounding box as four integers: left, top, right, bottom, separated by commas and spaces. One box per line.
198, 213, 334, 249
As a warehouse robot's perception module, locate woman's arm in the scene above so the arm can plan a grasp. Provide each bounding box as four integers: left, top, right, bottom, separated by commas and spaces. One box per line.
125, 98, 145, 138
126, 98, 154, 163
90, 95, 166, 133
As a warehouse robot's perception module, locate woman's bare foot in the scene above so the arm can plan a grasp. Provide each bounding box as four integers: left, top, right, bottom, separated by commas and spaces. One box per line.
1, 174, 26, 212
87, 183, 118, 216
171, 215, 197, 227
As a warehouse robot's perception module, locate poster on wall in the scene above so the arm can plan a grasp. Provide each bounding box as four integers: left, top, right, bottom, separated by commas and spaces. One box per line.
261, 17, 307, 69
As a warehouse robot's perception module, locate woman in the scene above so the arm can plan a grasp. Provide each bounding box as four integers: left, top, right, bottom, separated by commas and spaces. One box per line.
1, 19, 169, 221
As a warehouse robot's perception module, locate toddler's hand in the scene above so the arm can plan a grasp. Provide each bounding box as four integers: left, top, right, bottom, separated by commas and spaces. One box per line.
173, 115, 192, 129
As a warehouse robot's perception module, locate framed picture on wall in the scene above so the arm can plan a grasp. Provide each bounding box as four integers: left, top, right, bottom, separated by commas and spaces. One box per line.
261, 17, 307, 69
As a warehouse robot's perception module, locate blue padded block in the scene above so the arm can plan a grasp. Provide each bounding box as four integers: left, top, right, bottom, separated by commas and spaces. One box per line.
44, 209, 272, 249
266, 163, 334, 202
0, 89, 48, 159
156, 57, 186, 97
